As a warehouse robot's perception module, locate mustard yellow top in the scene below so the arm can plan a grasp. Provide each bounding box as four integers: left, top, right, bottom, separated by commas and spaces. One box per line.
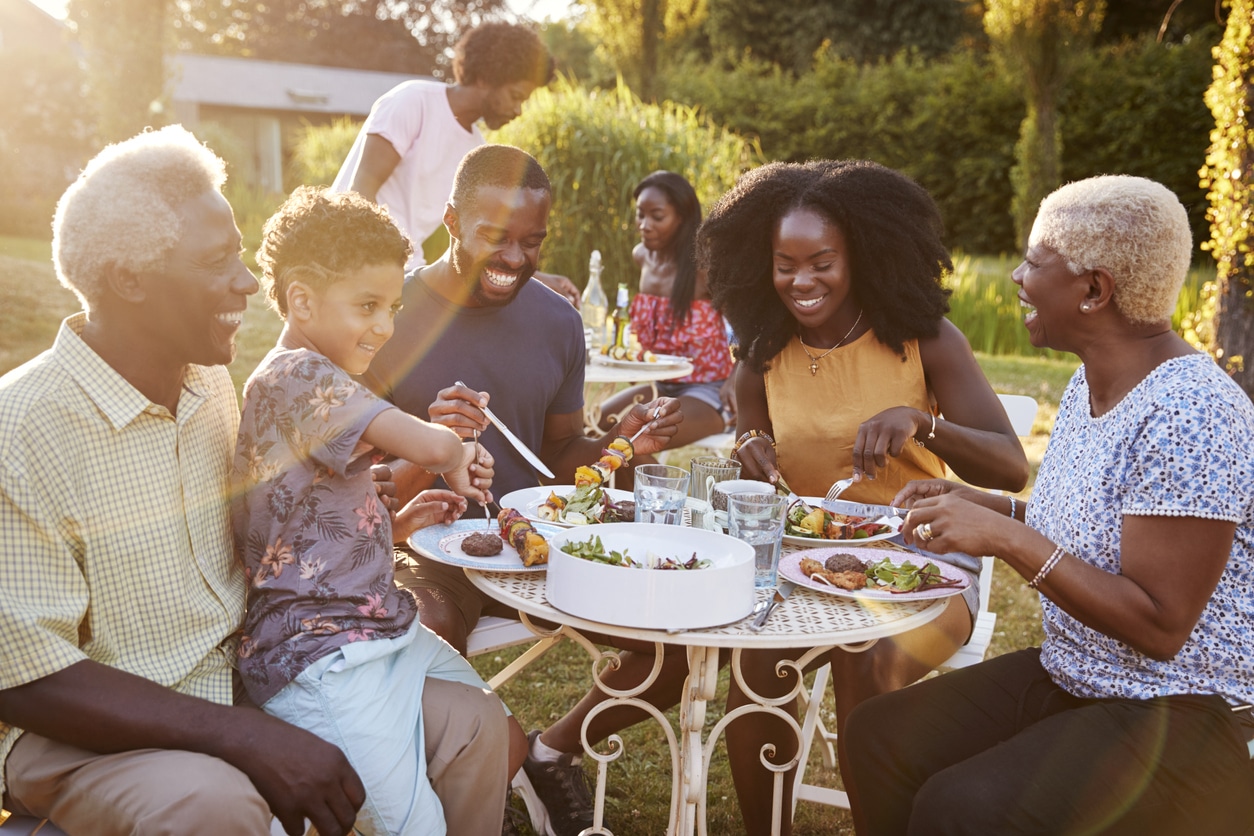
765, 330, 945, 504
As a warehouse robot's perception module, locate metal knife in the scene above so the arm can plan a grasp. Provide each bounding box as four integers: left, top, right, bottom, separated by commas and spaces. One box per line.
773, 474, 809, 513
750, 580, 797, 631
456, 382, 556, 479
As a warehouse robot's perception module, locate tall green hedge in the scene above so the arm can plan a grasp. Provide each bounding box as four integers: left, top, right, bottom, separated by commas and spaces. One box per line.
664, 31, 1217, 256
486, 77, 762, 291
1062, 30, 1216, 251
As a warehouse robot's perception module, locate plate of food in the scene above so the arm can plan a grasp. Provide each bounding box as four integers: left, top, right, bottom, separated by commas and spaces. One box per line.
500, 435, 640, 527
499, 484, 635, 527
781, 497, 902, 547
778, 546, 970, 601
407, 516, 563, 573
591, 352, 691, 371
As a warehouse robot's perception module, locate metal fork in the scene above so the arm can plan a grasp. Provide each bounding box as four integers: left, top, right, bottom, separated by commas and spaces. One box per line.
824, 477, 855, 504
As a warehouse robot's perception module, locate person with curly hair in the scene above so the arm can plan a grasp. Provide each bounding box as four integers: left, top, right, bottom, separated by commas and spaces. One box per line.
596, 171, 735, 485
846, 175, 1254, 834
0, 126, 368, 836
699, 159, 1028, 834
331, 21, 580, 305
232, 185, 515, 835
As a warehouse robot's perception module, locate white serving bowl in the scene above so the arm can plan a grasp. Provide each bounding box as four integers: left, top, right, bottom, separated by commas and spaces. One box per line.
546, 523, 755, 630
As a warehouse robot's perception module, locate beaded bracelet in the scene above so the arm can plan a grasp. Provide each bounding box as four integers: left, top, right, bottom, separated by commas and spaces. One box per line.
1008, 496, 1017, 519
1028, 545, 1066, 590
914, 411, 937, 447
733, 429, 775, 455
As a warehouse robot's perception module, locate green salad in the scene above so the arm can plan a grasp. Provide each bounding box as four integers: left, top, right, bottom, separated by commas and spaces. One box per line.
559, 535, 710, 570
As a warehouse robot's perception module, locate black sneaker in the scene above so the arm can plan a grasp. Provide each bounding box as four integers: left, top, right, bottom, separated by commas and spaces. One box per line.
521, 730, 595, 836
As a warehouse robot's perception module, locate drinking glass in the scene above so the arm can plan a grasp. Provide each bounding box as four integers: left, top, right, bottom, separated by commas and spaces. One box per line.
633, 464, 691, 525
727, 492, 787, 588
688, 456, 741, 529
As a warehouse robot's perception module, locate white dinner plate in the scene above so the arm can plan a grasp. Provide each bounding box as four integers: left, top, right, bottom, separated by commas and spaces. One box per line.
407, 518, 563, 573
590, 353, 691, 371
778, 547, 969, 601
499, 484, 633, 528
778, 496, 903, 547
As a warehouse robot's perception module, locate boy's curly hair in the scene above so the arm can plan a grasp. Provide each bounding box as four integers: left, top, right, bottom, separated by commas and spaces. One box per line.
257, 186, 412, 318
453, 22, 554, 89
699, 160, 953, 373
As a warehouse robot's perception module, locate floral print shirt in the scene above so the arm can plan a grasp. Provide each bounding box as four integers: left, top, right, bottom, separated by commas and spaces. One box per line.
1030, 354, 1254, 706
232, 347, 414, 705
629, 293, 734, 384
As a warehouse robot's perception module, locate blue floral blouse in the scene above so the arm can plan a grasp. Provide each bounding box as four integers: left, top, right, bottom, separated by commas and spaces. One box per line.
1029, 353, 1254, 706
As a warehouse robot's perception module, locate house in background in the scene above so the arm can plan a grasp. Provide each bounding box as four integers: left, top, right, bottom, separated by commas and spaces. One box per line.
168, 54, 420, 192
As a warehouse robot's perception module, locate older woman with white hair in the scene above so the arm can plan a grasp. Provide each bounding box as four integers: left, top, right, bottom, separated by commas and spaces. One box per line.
842, 175, 1254, 835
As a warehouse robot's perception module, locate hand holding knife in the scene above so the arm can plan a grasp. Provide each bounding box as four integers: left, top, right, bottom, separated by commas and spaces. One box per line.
454, 381, 555, 479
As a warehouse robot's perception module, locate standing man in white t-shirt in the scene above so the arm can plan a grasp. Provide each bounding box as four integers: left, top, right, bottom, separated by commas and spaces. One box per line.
333, 21, 580, 305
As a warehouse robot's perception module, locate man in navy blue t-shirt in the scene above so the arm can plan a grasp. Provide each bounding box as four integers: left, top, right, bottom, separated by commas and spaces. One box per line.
367, 144, 689, 836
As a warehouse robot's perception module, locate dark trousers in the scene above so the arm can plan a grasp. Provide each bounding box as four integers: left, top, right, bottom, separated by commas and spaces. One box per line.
843, 648, 1254, 835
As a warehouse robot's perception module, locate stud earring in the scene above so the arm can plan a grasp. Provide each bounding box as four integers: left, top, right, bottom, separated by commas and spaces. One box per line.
1080, 303, 1091, 312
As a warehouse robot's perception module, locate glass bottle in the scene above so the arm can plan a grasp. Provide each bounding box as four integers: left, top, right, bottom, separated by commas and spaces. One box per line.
580, 250, 608, 351
610, 282, 631, 355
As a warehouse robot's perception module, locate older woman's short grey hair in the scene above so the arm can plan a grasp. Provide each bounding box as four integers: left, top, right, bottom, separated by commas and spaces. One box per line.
1028, 175, 1192, 325
52, 125, 228, 312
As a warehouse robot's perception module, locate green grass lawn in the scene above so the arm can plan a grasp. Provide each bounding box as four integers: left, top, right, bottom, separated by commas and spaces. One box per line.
1, 243, 1071, 835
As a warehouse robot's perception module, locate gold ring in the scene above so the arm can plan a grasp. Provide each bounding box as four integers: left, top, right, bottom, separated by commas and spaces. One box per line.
918, 522, 934, 542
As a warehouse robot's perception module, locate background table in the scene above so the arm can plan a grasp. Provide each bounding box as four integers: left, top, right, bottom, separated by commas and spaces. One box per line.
466, 568, 945, 836
583, 356, 694, 433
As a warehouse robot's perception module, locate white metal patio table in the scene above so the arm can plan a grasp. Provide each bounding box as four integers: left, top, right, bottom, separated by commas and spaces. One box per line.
582, 356, 694, 433
464, 567, 946, 836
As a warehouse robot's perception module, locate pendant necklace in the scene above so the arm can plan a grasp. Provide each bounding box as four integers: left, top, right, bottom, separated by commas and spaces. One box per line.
799, 311, 863, 376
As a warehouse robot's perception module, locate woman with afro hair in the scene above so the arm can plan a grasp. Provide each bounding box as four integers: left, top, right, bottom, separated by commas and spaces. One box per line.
699, 159, 1028, 834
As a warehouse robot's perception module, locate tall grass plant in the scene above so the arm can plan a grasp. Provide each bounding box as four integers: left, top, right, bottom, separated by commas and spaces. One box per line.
947, 255, 1215, 359
289, 117, 363, 187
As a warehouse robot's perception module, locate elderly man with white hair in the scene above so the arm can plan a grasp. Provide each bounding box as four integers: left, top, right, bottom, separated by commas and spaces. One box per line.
0, 126, 366, 836
843, 174, 1254, 835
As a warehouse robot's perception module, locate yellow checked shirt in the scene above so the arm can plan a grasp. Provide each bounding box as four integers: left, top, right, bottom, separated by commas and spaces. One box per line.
0, 315, 246, 796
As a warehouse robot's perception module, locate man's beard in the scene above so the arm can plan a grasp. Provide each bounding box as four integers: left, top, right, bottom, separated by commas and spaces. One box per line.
449, 239, 532, 307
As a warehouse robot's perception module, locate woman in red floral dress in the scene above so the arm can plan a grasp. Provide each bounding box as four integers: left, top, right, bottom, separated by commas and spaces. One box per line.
597, 172, 734, 474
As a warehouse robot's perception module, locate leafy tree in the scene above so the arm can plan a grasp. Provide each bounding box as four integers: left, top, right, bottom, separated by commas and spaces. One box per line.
704, 0, 834, 72
170, 0, 509, 75
1098, 0, 1219, 44
68, 0, 168, 142
704, 0, 982, 73
822, 0, 985, 64
1200, 0, 1254, 395
985, 0, 1105, 248
579, 0, 705, 98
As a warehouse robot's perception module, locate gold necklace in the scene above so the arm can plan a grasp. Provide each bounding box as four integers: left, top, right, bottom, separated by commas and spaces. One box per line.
798, 311, 863, 376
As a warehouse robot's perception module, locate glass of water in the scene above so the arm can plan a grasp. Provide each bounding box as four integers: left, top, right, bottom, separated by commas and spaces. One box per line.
688, 456, 741, 529
727, 492, 787, 588
633, 464, 691, 525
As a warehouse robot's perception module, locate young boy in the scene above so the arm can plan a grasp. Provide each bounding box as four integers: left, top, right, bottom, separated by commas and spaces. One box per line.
230, 186, 511, 835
